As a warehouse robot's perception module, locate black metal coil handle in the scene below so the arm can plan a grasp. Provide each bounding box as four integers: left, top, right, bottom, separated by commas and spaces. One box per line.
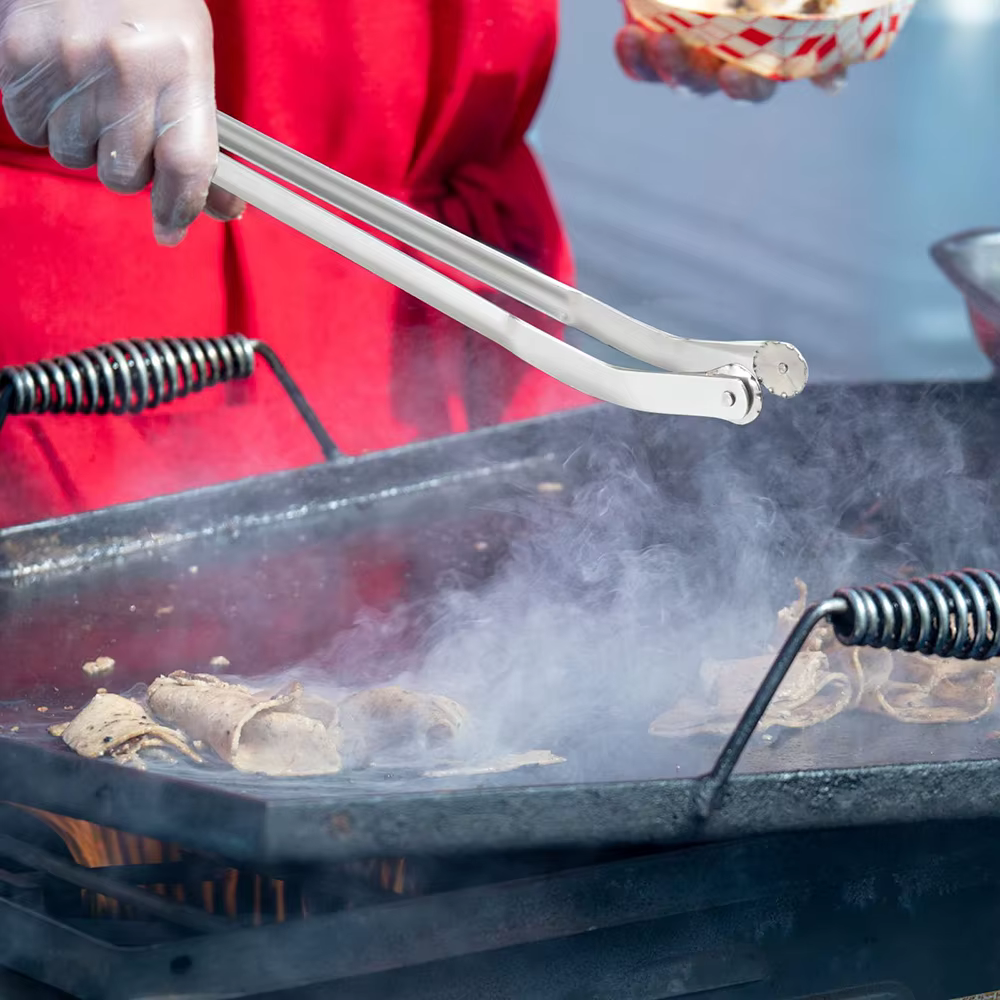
0, 335, 338, 459
831, 569, 1000, 661
0, 335, 256, 417
697, 568, 1000, 817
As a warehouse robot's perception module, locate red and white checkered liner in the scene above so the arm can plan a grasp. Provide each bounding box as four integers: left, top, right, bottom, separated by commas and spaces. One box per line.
624, 0, 916, 81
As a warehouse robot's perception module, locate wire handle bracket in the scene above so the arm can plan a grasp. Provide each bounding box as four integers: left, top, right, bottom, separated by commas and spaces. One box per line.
0, 335, 339, 461
697, 569, 1000, 818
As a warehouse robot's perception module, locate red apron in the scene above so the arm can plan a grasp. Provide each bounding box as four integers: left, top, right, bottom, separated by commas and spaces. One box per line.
0, 0, 590, 528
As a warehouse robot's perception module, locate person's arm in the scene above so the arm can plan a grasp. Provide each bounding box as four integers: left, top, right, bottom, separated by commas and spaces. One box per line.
614, 24, 846, 102
0, 0, 243, 244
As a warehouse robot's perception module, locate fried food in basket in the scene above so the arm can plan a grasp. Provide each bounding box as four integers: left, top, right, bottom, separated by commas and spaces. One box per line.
650, 580, 999, 739
624, 0, 915, 85
729, 0, 837, 12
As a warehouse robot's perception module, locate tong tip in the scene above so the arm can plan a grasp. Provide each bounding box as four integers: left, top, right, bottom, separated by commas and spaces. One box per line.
754, 342, 808, 398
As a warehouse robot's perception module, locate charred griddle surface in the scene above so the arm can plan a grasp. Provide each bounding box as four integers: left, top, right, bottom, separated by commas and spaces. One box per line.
2, 382, 1000, 861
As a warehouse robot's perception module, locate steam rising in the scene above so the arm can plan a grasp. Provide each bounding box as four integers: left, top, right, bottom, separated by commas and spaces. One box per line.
4, 387, 967, 790
276, 385, 1000, 784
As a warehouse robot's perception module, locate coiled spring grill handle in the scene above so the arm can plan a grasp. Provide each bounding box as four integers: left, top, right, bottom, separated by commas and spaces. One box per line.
698, 568, 1000, 817
0, 335, 339, 460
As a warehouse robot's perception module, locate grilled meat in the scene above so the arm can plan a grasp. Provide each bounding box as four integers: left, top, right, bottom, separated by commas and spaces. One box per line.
649, 649, 855, 737
853, 647, 997, 724
650, 579, 855, 737
650, 579, 999, 739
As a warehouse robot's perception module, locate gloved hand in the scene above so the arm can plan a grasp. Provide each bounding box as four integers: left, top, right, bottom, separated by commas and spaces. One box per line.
0, 0, 244, 245
615, 24, 847, 103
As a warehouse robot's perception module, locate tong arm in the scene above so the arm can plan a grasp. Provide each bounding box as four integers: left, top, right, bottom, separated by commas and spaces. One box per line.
217, 114, 807, 399
213, 155, 761, 424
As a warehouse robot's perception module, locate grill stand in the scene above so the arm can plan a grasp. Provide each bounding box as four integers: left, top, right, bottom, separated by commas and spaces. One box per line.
2, 822, 1000, 999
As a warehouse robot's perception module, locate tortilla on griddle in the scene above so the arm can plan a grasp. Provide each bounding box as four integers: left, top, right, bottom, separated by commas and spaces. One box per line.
52, 691, 201, 769
336, 686, 468, 767
147, 672, 343, 777
286, 689, 341, 729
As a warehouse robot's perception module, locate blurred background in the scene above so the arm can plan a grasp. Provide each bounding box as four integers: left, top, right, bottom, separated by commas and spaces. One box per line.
533, 0, 1000, 382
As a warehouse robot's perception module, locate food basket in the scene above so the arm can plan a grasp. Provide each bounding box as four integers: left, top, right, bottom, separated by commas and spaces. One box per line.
623, 0, 917, 81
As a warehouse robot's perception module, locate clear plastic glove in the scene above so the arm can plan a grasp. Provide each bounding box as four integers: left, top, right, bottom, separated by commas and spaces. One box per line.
0, 0, 244, 245
615, 24, 847, 103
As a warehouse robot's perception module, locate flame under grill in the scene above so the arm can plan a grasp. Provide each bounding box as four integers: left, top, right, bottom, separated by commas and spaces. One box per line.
1, 799, 1000, 1000
9, 805, 411, 926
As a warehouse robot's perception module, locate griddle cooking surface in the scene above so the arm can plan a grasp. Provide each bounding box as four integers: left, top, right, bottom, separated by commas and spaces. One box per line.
0, 698, 573, 798
7, 690, 1000, 865
4, 692, 1000, 802
4, 382, 1000, 862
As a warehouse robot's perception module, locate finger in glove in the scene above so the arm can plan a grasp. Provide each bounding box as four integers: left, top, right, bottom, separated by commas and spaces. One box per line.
613, 25, 660, 82
717, 64, 778, 103
646, 34, 721, 95
204, 182, 245, 223
811, 65, 848, 93
149, 82, 218, 245
0, 0, 219, 247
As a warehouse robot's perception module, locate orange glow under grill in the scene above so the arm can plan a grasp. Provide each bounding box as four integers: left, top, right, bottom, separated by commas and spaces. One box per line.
11, 805, 410, 922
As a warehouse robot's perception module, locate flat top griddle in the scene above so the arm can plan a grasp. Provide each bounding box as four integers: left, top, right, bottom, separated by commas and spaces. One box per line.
2, 381, 1000, 863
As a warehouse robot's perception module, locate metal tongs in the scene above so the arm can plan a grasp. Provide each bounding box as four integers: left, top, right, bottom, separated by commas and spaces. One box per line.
213, 114, 808, 425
